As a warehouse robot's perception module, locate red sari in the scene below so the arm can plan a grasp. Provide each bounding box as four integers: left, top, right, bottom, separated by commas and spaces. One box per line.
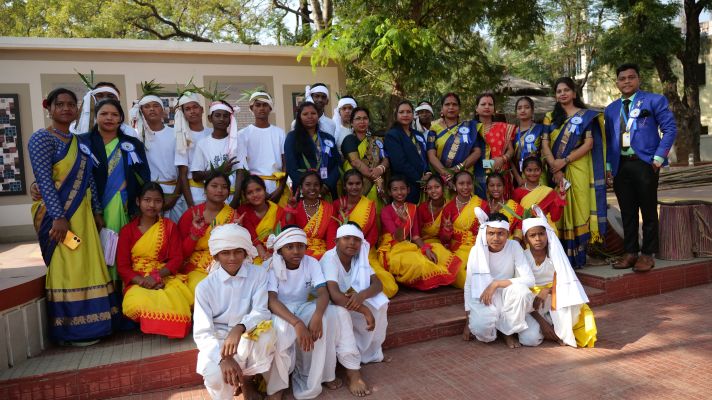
327, 196, 379, 249
236, 201, 286, 264
479, 122, 516, 199
293, 199, 333, 260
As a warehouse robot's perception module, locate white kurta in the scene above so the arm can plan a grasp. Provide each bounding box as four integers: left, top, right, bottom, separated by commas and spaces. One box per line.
265, 256, 359, 399
175, 128, 212, 204
191, 134, 247, 204
464, 240, 535, 342
193, 264, 276, 400
145, 125, 185, 221
237, 124, 285, 193
518, 251, 582, 348
333, 125, 352, 157
321, 253, 388, 364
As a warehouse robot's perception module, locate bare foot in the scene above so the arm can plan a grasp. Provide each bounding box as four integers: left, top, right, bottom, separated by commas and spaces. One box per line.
324, 377, 343, 390
382, 355, 393, 363
530, 312, 562, 344
504, 334, 521, 349
462, 324, 473, 341
346, 369, 371, 397
266, 390, 283, 400
241, 377, 262, 400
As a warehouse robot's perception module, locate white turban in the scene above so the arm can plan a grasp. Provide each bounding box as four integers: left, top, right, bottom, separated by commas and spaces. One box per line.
174, 91, 202, 155
332, 97, 357, 128
249, 92, 274, 109
523, 205, 588, 309
304, 84, 329, 103
208, 101, 240, 159
72, 87, 121, 135
467, 207, 511, 300
321, 224, 389, 309
265, 227, 308, 282
208, 223, 259, 272
414, 103, 434, 115
130, 95, 164, 149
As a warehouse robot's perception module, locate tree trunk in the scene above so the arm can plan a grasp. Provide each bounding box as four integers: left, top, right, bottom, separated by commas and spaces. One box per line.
677, 0, 703, 161
386, 77, 406, 127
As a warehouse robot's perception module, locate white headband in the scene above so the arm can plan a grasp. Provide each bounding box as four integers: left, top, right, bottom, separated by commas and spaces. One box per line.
208, 101, 240, 156
415, 104, 434, 114
92, 87, 119, 98
475, 206, 510, 232
208, 224, 258, 272
174, 92, 203, 155
466, 207, 511, 302
249, 92, 274, 108
266, 227, 308, 282
333, 97, 357, 128
304, 84, 329, 102
209, 102, 235, 115
71, 87, 122, 134
129, 95, 164, 148
138, 95, 163, 107
178, 91, 201, 107
336, 224, 365, 240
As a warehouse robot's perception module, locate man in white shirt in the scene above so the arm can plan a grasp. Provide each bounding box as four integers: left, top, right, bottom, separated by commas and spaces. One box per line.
332, 96, 357, 156
321, 222, 387, 397
191, 100, 248, 208
71, 81, 139, 137
237, 92, 288, 204
132, 92, 185, 222
291, 83, 336, 135
174, 91, 212, 206
463, 209, 536, 349
194, 223, 275, 400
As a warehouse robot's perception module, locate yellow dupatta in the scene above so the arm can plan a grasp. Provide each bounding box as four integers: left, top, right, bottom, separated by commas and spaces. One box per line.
348, 196, 373, 229
431, 121, 462, 163
304, 200, 331, 259
252, 201, 281, 265
131, 218, 167, 275
187, 204, 236, 274
421, 211, 442, 243
520, 186, 559, 236
531, 280, 596, 348
452, 197, 484, 251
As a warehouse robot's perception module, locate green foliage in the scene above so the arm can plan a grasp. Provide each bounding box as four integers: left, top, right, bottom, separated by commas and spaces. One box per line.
139, 79, 164, 97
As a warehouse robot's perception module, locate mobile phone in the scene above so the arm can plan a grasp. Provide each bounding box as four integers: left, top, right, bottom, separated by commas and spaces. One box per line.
63, 230, 82, 250
562, 178, 572, 191
482, 159, 494, 169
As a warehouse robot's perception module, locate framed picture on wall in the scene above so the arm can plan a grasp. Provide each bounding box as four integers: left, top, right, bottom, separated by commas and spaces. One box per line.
291, 93, 305, 119
0, 94, 26, 196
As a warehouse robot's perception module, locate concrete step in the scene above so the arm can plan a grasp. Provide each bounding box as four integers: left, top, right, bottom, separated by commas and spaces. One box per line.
384, 304, 465, 349
387, 286, 463, 316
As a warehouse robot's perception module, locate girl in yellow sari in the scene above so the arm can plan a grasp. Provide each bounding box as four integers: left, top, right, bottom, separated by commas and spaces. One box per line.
237, 175, 287, 264
341, 107, 389, 210
327, 169, 399, 298
416, 175, 447, 243
438, 171, 485, 288
378, 176, 461, 291
29, 88, 118, 344
285, 171, 333, 260
512, 157, 567, 236
541, 77, 607, 268
179, 171, 239, 293
484, 172, 525, 243
117, 183, 193, 339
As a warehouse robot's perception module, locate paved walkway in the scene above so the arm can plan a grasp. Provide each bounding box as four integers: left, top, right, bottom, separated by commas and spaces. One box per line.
113, 284, 712, 400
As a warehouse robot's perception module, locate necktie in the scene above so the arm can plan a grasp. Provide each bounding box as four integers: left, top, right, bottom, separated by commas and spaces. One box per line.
621, 99, 631, 149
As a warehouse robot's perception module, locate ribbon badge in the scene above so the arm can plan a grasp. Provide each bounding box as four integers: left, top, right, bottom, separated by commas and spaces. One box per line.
323, 139, 334, 148
568, 115, 583, 134
120, 141, 143, 165
629, 109, 640, 118
459, 126, 470, 143
79, 143, 100, 166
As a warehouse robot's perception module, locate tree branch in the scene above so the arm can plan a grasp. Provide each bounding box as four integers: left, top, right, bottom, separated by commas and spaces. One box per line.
131, 0, 212, 42
272, 0, 313, 23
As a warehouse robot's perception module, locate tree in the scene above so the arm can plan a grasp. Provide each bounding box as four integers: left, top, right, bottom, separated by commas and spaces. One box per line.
304, 0, 545, 128
599, 0, 708, 162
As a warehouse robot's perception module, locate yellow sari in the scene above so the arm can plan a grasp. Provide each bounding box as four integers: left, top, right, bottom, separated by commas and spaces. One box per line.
343, 133, 386, 210
122, 219, 193, 339
185, 204, 237, 293
247, 201, 283, 265
531, 283, 597, 348
519, 186, 560, 236
303, 200, 331, 260
449, 197, 484, 288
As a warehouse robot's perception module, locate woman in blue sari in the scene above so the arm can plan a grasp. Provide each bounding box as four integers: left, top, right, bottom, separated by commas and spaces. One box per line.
512, 96, 548, 186
29, 88, 118, 344
80, 99, 150, 293
426, 92, 483, 197
284, 101, 341, 199
541, 78, 607, 268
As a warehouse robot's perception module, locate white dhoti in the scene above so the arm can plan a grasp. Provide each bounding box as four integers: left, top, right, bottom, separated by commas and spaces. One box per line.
200, 326, 276, 400
347, 303, 387, 364
323, 305, 362, 373
518, 294, 581, 348
467, 283, 533, 342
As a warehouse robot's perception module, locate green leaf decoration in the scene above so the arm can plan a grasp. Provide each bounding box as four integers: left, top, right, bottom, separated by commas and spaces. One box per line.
238, 86, 267, 102
501, 202, 523, 220
196, 82, 229, 102
140, 79, 164, 97
176, 77, 199, 98
75, 69, 95, 90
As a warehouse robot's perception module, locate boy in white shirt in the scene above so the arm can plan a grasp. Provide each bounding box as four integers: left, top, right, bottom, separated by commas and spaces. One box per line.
194, 223, 276, 400
264, 227, 361, 400
237, 92, 288, 204
463, 208, 536, 349
174, 91, 212, 206
332, 96, 357, 156
321, 222, 388, 397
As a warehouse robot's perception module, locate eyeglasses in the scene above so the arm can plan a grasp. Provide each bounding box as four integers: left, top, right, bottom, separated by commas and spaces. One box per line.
353, 117, 369, 121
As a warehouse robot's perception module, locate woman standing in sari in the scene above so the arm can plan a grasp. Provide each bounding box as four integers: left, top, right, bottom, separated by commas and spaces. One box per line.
417, 175, 447, 243
237, 175, 287, 264
512, 96, 548, 186
377, 176, 461, 291
484, 173, 525, 243
384, 101, 430, 204
427, 93, 482, 196
476, 93, 517, 199
117, 183, 193, 339
512, 157, 566, 236
438, 171, 485, 288
541, 77, 607, 268
341, 107, 389, 210
29, 88, 117, 344
326, 169, 399, 298
285, 171, 334, 260
179, 171, 238, 293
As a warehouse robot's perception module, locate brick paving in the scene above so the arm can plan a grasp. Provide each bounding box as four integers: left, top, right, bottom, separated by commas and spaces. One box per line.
113, 284, 712, 400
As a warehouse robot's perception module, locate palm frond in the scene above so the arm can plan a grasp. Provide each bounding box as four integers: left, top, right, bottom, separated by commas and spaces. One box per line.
75, 69, 95, 90
238, 86, 267, 102
197, 82, 229, 102
140, 79, 164, 97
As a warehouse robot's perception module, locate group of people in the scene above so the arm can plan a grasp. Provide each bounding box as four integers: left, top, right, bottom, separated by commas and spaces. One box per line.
28, 62, 676, 399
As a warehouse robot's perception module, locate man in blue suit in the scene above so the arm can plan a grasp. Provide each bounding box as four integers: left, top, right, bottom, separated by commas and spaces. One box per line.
604, 63, 677, 272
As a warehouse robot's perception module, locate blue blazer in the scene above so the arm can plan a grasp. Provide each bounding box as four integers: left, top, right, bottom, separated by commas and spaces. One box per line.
384, 125, 427, 204
604, 90, 677, 176
284, 129, 341, 198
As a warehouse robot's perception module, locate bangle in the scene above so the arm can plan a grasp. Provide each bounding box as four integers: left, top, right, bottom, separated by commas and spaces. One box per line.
564, 156, 571, 164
